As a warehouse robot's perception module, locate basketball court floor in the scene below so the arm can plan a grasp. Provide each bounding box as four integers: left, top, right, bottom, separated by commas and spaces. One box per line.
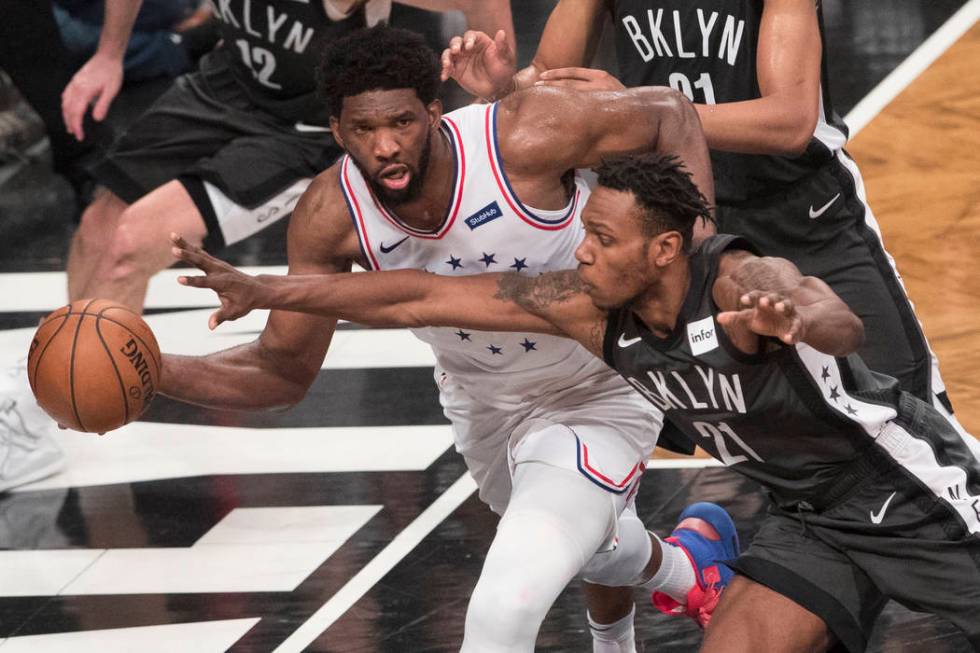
0, 1, 978, 651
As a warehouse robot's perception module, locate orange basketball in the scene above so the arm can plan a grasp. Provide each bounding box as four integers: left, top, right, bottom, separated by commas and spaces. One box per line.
27, 299, 162, 434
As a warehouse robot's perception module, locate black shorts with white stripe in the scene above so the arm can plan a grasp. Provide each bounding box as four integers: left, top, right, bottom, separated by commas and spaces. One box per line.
730, 393, 980, 652
88, 52, 342, 252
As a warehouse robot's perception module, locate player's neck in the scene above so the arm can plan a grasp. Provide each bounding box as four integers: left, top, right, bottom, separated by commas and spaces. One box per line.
631, 259, 691, 338
387, 130, 455, 232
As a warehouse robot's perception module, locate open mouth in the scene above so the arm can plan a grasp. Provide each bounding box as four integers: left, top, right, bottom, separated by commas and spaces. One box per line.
378, 164, 411, 191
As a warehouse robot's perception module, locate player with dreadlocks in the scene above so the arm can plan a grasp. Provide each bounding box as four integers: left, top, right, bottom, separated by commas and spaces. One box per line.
176, 151, 980, 652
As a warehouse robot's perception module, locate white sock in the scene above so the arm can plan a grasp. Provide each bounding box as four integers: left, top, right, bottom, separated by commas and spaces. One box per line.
588, 604, 636, 653
641, 534, 695, 602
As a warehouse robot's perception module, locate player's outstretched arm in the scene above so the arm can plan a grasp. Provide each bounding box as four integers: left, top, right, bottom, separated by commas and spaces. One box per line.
173, 238, 609, 357
714, 250, 863, 356
158, 173, 356, 411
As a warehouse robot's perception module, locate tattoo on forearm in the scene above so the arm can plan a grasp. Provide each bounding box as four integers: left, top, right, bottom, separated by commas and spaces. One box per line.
730, 257, 799, 293
494, 270, 587, 312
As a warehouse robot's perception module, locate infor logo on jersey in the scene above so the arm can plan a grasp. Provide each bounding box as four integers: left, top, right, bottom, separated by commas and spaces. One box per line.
687, 316, 719, 356
465, 201, 504, 230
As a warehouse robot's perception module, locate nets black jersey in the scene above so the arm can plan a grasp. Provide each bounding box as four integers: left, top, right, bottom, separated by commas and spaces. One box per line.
609, 0, 849, 203
204, 0, 370, 123
602, 235, 910, 502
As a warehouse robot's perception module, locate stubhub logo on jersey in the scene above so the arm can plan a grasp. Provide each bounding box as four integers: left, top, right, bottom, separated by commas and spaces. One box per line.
687, 316, 719, 356
465, 201, 504, 230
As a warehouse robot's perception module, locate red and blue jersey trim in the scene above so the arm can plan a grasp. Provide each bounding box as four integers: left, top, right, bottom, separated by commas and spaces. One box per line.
367, 119, 466, 239
339, 156, 380, 271
485, 103, 579, 231
575, 433, 646, 495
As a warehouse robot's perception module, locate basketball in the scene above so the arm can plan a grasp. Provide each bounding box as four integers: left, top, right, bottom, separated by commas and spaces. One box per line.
26, 299, 162, 434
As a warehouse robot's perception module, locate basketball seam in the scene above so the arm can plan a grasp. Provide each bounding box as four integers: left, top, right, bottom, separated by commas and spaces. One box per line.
90, 310, 162, 377
69, 300, 100, 432
95, 316, 130, 427
29, 303, 72, 394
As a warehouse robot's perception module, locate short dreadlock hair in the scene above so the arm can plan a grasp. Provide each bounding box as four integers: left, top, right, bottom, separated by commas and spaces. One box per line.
317, 25, 441, 119
595, 153, 714, 253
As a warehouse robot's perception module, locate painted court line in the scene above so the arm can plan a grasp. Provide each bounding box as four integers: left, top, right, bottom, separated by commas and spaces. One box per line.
845, 0, 979, 136
273, 472, 478, 653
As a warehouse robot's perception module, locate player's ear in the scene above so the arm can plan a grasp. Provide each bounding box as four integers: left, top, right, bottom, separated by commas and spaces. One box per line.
426, 99, 443, 129
651, 230, 684, 267
329, 116, 344, 149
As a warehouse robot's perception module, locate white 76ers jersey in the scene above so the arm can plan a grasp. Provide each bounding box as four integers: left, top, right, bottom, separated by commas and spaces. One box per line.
339, 103, 660, 461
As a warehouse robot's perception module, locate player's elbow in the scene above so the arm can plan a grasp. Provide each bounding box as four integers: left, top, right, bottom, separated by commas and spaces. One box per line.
774, 105, 819, 156
651, 86, 700, 126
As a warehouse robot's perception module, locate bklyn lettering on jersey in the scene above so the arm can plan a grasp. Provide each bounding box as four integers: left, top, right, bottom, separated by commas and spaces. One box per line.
621, 8, 746, 66
625, 366, 746, 415
212, 0, 316, 64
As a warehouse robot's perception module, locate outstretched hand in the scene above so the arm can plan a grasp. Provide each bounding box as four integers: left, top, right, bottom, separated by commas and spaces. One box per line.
440, 29, 515, 100
717, 291, 807, 345
171, 233, 266, 330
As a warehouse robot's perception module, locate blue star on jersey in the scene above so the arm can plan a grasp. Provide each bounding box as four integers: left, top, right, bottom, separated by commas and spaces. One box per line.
455, 330, 472, 341
487, 344, 503, 355
520, 338, 537, 352
446, 255, 463, 270
510, 257, 528, 272
480, 252, 497, 268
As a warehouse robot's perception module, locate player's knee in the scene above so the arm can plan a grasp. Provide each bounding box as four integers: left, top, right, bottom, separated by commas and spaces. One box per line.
465, 568, 546, 650
102, 208, 172, 280
581, 510, 651, 587
74, 194, 123, 254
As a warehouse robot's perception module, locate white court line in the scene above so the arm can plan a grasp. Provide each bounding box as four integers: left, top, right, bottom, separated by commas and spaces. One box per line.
844, 0, 980, 137
273, 472, 478, 653
0, 263, 365, 312
274, 458, 721, 652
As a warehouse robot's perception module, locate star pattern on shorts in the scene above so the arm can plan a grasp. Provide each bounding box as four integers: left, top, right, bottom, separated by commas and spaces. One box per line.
446, 255, 464, 270
845, 403, 858, 416
509, 257, 528, 272
487, 344, 503, 355
455, 329, 471, 341
520, 338, 537, 352
821, 366, 831, 382
829, 385, 840, 402
480, 252, 497, 268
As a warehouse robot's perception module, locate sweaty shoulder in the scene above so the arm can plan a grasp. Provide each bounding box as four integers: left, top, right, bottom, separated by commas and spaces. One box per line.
286, 160, 363, 273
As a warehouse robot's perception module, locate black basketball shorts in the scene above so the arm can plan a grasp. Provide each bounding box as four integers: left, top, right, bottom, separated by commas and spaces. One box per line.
89, 59, 341, 252
730, 394, 980, 652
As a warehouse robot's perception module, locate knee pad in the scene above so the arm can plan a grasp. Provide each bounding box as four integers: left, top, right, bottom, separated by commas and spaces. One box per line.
581, 507, 652, 587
